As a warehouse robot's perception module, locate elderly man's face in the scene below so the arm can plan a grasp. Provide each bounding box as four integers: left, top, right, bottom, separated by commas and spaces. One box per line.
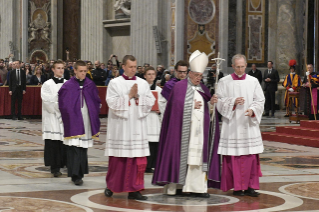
232, 58, 247, 76
189, 71, 203, 86
175, 65, 188, 80
307, 65, 314, 73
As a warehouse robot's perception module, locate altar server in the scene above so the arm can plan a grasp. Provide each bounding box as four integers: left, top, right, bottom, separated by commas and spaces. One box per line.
58, 60, 101, 186
144, 66, 167, 173
216, 54, 265, 197
41, 60, 67, 177
105, 55, 155, 200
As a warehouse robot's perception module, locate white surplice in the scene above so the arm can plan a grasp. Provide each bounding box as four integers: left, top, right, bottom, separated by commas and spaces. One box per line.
216, 74, 265, 156
146, 86, 166, 142
105, 76, 155, 157
41, 79, 66, 141
63, 86, 94, 148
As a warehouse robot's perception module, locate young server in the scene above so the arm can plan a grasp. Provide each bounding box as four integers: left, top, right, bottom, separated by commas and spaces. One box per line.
41, 60, 67, 177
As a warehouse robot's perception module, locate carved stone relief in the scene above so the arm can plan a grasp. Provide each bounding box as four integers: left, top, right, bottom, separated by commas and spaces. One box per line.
114, 0, 131, 19
28, 2, 51, 44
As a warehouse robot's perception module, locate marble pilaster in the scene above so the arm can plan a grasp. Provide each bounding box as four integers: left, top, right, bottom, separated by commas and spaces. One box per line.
80, 0, 104, 62
276, 0, 298, 77
21, 0, 28, 62
235, 0, 243, 54
131, 0, 159, 66
0, 0, 14, 59
268, 0, 277, 66
51, 0, 58, 60
219, 0, 229, 74
174, 0, 185, 63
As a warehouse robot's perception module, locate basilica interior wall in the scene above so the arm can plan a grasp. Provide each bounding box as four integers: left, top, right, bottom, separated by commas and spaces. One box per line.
0, 1, 15, 60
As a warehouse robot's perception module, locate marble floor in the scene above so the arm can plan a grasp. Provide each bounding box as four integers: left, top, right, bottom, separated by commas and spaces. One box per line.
0, 111, 319, 211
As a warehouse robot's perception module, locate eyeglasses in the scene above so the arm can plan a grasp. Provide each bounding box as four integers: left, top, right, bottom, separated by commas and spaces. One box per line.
177, 71, 187, 74
193, 73, 203, 79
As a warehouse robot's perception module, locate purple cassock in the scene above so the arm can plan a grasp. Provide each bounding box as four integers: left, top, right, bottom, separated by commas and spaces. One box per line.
161, 77, 180, 100
58, 77, 101, 139
152, 78, 221, 188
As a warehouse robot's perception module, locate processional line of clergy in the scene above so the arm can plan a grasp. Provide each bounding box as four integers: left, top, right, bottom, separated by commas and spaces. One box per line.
42, 51, 265, 201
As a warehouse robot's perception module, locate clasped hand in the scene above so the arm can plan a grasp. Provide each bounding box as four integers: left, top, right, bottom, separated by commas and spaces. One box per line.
129, 84, 138, 99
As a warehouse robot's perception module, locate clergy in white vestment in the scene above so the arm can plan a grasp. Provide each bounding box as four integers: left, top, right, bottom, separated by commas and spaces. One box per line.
58, 60, 101, 186
216, 54, 265, 197
144, 66, 167, 173
41, 60, 67, 178
152, 50, 221, 198
105, 55, 155, 200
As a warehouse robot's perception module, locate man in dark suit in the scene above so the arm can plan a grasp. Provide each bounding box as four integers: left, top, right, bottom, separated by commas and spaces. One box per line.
9, 60, 26, 120
263, 61, 279, 117
248, 64, 262, 84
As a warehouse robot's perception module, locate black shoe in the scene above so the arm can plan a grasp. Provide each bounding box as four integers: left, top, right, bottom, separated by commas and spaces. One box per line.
263, 113, 269, 117
18, 116, 23, 120
145, 168, 154, 173
74, 179, 83, 186
284, 114, 289, 117
104, 188, 113, 197
233, 190, 245, 196
176, 189, 183, 195
128, 191, 148, 200
244, 187, 260, 197
12, 116, 17, 120
53, 172, 62, 177
192, 193, 210, 198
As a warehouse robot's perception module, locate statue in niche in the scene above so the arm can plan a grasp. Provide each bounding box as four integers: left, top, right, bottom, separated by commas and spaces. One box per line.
114, 0, 131, 19
28, 2, 51, 44
33, 13, 46, 29
41, 22, 51, 43
28, 22, 37, 43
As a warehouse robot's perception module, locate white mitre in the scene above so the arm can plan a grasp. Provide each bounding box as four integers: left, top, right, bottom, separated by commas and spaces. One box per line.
189, 50, 208, 73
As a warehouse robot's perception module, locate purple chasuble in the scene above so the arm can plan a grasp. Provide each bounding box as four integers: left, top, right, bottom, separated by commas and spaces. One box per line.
152, 79, 221, 188
161, 77, 180, 100
58, 76, 101, 139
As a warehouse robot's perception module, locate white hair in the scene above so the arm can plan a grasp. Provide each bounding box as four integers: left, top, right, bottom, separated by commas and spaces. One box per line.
232, 54, 247, 65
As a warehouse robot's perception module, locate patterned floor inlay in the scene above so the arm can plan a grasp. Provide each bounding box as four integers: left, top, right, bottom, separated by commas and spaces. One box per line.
0, 162, 109, 178
260, 156, 319, 169
263, 145, 307, 153
284, 182, 319, 200
8, 129, 43, 136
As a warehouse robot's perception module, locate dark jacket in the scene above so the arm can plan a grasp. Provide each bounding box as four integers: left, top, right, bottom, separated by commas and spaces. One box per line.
30, 75, 46, 85
9, 69, 26, 92
91, 68, 107, 86
263, 69, 279, 92
248, 69, 263, 84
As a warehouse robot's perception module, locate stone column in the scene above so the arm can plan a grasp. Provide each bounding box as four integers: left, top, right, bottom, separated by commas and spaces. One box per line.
219, 0, 229, 73
276, 0, 298, 77
0, 0, 14, 59
131, 0, 159, 65
51, 0, 58, 60
268, 0, 277, 65
80, 0, 104, 62
235, 0, 243, 54
174, 0, 185, 63
21, 0, 28, 62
